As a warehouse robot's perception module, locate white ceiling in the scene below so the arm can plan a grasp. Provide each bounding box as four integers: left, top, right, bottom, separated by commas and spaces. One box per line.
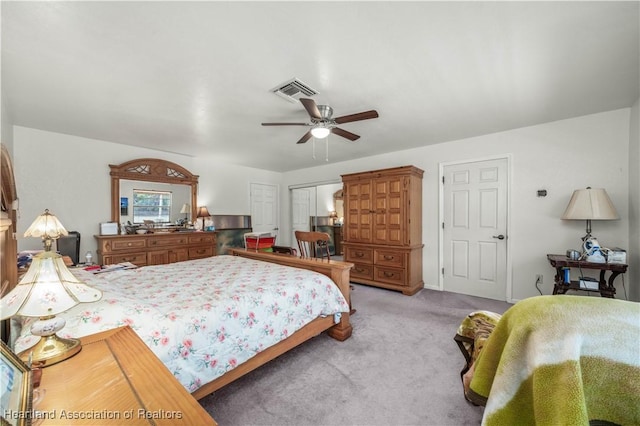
2, 1, 638, 172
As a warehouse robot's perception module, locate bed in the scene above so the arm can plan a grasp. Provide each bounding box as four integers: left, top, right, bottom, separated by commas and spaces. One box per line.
460, 295, 640, 425
0, 147, 353, 401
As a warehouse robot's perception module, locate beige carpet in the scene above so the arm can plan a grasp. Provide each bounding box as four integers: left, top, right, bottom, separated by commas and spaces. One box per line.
199, 284, 513, 426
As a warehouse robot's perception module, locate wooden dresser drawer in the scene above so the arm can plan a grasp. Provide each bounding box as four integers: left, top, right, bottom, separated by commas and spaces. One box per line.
374, 249, 406, 268
344, 246, 374, 264
148, 236, 189, 247
351, 262, 374, 280
189, 246, 214, 259
110, 238, 147, 251
96, 232, 216, 266
374, 266, 406, 286
189, 234, 216, 245
104, 252, 148, 266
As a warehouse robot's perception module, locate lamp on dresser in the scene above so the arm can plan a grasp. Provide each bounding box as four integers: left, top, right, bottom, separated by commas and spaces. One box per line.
0, 209, 102, 366
180, 203, 190, 223
197, 206, 211, 231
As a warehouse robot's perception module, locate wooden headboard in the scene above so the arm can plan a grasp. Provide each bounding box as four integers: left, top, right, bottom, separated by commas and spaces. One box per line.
1, 144, 18, 344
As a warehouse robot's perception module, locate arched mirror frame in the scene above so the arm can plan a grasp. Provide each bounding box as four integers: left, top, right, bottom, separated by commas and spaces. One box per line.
110, 158, 198, 225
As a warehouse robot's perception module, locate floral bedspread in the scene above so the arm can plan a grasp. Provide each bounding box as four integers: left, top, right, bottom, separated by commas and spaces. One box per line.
15, 255, 349, 392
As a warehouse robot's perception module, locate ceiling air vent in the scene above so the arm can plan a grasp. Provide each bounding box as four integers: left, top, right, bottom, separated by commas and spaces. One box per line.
271, 78, 318, 103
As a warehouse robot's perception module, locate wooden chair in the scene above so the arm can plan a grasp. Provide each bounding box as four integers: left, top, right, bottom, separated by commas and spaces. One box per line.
295, 230, 355, 315
295, 230, 331, 260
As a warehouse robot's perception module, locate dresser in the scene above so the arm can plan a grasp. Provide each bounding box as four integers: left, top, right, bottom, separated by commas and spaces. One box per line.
94, 232, 216, 266
35, 326, 216, 425
332, 225, 343, 255
342, 165, 424, 295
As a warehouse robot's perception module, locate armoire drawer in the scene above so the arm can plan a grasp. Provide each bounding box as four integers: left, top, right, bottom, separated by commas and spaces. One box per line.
350, 262, 374, 280
374, 249, 405, 268
374, 266, 406, 286
344, 246, 374, 264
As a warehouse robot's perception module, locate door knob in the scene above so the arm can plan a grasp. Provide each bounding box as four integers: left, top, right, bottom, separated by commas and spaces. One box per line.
492, 235, 505, 240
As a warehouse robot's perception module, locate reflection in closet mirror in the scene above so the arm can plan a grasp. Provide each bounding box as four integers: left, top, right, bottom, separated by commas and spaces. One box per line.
333, 189, 344, 225
290, 181, 343, 258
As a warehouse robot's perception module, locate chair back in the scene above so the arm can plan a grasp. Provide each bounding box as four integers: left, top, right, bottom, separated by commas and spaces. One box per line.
295, 230, 331, 261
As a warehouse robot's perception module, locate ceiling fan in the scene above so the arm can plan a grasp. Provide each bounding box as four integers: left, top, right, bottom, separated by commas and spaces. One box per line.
262, 98, 379, 144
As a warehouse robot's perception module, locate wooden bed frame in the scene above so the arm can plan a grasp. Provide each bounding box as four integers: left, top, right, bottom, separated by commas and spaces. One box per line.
0, 146, 354, 400
1, 145, 18, 344
191, 248, 353, 400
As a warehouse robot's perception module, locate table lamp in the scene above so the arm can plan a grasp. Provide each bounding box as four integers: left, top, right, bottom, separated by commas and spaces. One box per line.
561, 187, 619, 261
197, 206, 211, 231
180, 203, 190, 222
329, 211, 338, 225
0, 209, 102, 366
561, 187, 619, 240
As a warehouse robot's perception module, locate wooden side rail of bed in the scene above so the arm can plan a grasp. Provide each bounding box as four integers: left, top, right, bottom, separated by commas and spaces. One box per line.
191, 249, 354, 400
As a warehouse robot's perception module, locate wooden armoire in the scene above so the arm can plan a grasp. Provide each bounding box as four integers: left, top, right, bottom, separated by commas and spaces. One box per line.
341, 165, 424, 295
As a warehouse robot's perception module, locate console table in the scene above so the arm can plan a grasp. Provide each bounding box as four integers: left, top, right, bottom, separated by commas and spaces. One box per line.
547, 254, 628, 298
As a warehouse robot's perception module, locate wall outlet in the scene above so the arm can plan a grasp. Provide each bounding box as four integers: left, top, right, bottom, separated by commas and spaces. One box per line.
535, 274, 543, 285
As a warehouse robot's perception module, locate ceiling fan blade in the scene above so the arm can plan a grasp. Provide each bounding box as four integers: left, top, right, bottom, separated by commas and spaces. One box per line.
300, 98, 322, 120
296, 131, 313, 144
331, 127, 360, 141
262, 122, 309, 126
334, 110, 379, 124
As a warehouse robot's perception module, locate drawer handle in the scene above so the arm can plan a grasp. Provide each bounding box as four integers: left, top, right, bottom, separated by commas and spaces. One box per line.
150, 241, 157, 245
196, 249, 206, 254
383, 255, 395, 260
355, 252, 365, 258
127, 242, 132, 247
384, 271, 396, 277
355, 267, 367, 273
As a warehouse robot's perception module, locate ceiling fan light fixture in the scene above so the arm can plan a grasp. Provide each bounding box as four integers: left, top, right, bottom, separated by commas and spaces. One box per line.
311, 126, 330, 139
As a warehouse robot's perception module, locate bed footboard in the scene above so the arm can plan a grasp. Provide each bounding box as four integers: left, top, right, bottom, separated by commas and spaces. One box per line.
190, 249, 353, 400
229, 248, 353, 341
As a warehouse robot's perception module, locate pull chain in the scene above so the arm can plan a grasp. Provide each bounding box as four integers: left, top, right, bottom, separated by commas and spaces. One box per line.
325, 137, 329, 162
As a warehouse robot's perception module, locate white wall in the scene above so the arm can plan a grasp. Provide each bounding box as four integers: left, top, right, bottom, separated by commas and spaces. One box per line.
1, 105, 13, 156
0, 0, 13, 156
13, 127, 282, 257
628, 98, 640, 301
282, 109, 631, 302
12, 108, 632, 302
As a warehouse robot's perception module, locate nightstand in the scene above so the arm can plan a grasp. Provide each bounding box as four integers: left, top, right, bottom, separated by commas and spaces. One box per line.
35, 326, 216, 425
547, 254, 628, 298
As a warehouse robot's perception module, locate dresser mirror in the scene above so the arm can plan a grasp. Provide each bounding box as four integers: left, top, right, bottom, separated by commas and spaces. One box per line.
110, 158, 199, 229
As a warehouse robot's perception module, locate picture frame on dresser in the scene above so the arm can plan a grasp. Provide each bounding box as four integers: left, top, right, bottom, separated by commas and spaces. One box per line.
1, 340, 32, 426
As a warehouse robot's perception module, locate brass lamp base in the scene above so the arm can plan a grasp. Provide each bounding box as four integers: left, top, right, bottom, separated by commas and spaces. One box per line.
19, 333, 82, 367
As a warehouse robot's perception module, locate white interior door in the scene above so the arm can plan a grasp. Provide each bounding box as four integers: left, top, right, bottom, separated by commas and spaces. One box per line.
442, 158, 509, 300
250, 183, 279, 240
291, 188, 312, 247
